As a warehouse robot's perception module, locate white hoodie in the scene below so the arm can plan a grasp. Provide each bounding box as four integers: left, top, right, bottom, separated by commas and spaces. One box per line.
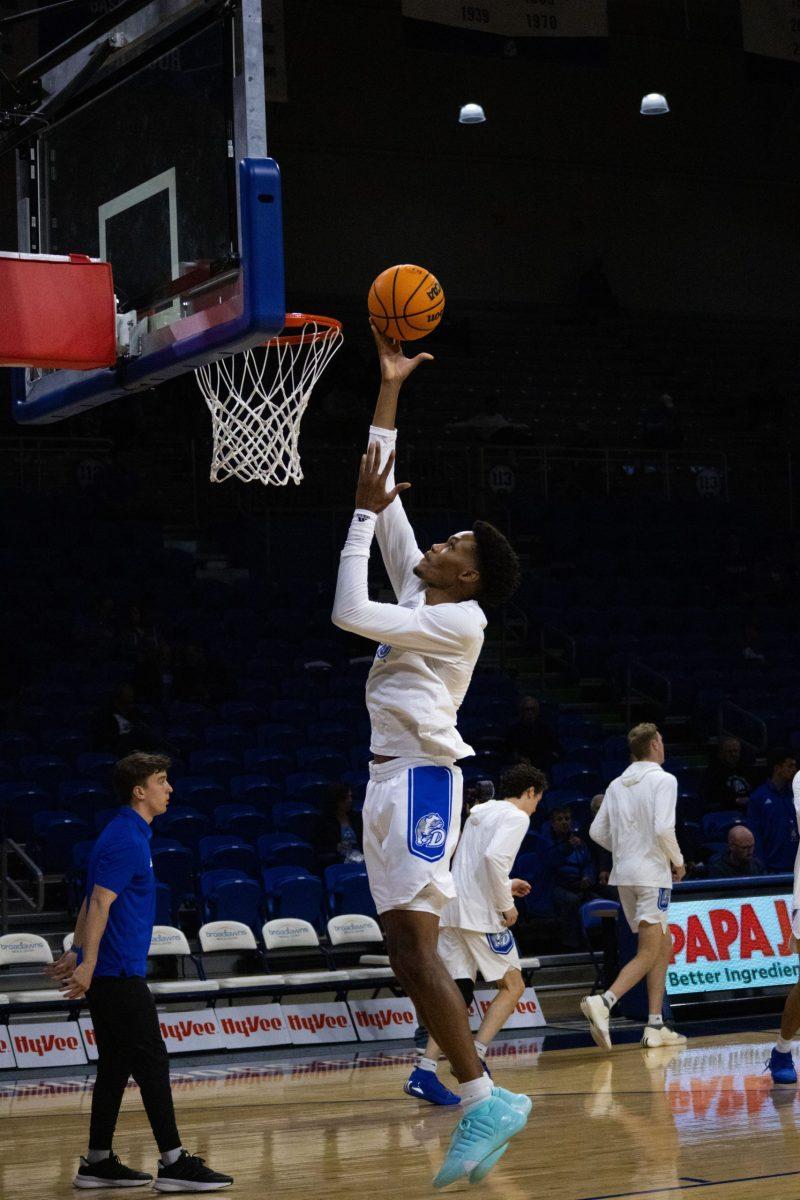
590, 760, 683, 889
440, 800, 531, 933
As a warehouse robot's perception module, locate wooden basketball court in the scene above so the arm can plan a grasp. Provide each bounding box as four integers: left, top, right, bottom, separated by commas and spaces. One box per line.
0, 1031, 797, 1198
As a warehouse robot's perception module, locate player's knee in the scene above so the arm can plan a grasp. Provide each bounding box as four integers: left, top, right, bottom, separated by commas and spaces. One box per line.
500, 969, 525, 1003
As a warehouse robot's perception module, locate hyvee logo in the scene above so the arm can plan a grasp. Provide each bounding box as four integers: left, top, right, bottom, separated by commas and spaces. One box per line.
219, 1014, 283, 1038
159, 1018, 218, 1043
353, 1007, 414, 1031
14, 1032, 80, 1057
287, 1011, 349, 1033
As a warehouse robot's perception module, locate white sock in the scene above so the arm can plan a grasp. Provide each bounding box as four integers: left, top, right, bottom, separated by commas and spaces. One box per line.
418, 1056, 438, 1073
776, 1036, 793, 1053
460, 1075, 493, 1112
602, 990, 617, 1010
86, 1149, 111, 1164
648, 1013, 664, 1027
474, 1039, 488, 1060
160, 1148, 183, 1167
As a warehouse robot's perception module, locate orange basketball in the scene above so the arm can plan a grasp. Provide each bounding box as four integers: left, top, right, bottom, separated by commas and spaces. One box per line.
368, 263, 445, 341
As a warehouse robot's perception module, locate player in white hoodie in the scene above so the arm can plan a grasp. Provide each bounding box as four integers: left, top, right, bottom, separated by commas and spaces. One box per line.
582, 722, 687, 1050
404, 763, 547, 1105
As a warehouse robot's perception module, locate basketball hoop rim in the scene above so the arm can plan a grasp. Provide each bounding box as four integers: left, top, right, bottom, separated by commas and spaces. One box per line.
264, 312, 343, 347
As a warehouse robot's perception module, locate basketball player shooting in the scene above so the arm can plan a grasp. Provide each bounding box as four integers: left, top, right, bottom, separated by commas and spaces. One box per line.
332, 323, 529, 1188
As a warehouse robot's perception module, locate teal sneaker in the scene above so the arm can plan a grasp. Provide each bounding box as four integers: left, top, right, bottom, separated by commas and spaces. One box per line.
493, 1085, 533, 1118
432, 1089, 530, 1189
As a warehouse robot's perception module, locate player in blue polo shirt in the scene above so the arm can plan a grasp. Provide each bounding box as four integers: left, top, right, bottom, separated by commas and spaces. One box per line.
46, 751, 233, 1191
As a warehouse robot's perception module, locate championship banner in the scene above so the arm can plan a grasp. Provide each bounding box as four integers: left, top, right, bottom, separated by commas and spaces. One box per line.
282, 1001, 357, 1045
217, 1004, 291, 1049
402, 0, 608, 39
666, 891, 798, 997
0, 1027, 15, 1069
349, 997, 418, 1041
468, 987, 546, 1029
740, 1, 800, 65
9, 1021, 87, 1068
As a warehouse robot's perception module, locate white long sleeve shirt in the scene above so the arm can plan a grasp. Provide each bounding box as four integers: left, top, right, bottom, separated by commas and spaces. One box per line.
331, 425, 485, 761
589, 760, 683, 889
441, 800, 531, 933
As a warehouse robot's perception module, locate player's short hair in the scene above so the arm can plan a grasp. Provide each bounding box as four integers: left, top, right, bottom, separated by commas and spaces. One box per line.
471, 521, 521, 608
628, 722, 659, 761
499, 763, 548, 799
767, 745, 795, 772
113, 751, 171, 803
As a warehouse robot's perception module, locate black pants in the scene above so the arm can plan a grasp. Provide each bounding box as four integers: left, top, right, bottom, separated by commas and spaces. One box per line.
87, 975, 180, 1153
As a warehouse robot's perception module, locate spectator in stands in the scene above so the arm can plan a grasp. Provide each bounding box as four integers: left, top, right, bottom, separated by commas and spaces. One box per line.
702, 737, 751, 813
540, 806, 596, 950
505, 696, 561, 771
706, 825, 765, 879
93, 683, 161, 756
747, 748, 799, 873
317, 783, 363, 866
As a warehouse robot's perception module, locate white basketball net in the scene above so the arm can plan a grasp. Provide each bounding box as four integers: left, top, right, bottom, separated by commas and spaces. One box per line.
195, 316, 343, 486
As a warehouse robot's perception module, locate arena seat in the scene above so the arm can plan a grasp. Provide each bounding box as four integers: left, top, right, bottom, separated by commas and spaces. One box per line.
146, 925, 218, 996
271, 874, 324, 931
261, 918, 336, 974
189, 749, 241, 784
213, 802, 271, 841
207, 879, 262, 933
256, 723, 305, 754
283, 773, 329, 807
152, 842, 195, 906
256, 834, 315, 871
243, 748, 293, 780
323, 862, 366, 912
171, 776, 226, 815
228, 775, 282, 810
330, 872, 378, 920
198, 834, 258, 875
0, 932, 68, 1010
197, 920, 284, 991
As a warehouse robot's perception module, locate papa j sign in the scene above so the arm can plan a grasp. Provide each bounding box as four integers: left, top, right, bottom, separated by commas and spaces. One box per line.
666, 892, 798, 996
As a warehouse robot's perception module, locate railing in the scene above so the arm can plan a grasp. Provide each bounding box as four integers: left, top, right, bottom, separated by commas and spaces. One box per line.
540, 625, 577, 689
624, 660, 672, 726
717, 700, 768, 756
0, 840, 45, 934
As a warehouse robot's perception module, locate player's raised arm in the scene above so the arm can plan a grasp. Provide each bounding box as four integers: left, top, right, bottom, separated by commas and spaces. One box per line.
367, 321, 432, 600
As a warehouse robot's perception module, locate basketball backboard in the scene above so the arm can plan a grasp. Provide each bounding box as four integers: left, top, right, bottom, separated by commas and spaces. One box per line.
7, 0, 285, 423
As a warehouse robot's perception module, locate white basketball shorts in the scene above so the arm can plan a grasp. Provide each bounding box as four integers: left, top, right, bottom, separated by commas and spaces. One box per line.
618, 885, 671, 933
438, 925, 521, 984
362, 758, 462, 916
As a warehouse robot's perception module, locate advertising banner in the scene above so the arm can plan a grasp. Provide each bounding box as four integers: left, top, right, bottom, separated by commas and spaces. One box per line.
9, 1022, 87, 1068
666, 891, 798, 997
217, 1005, 290, 1049
349, 997, 418, 1041
283, 1002, 356, 1045
468, 987, 546, 1029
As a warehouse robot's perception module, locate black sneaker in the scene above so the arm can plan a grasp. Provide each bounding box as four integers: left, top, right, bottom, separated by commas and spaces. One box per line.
73, 1152, 153, 1188
154, 1150, 233, 1192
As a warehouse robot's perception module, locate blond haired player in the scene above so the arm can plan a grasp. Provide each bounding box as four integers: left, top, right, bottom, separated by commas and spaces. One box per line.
332, 323, 529, 1187
581, 723, 687, 1050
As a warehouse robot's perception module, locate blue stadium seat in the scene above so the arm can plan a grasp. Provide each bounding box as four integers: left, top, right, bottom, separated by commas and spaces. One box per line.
296, 746, 349, 778
306, 722, 354, 751
701, 811, 743, 840
189, 749, 241, 783
256, 834, 315, 871
203, 724, 251, 753
229, 774, 282, 809
19, 754, 71, 791
330, 872, 377, 920
170, 776, 226, 815
163, 725, 202, 757
34, 812, 92, 872
243, 748, 293, 780
152, 843, 195, 906
284, 772, 330, 807
348, 745, 372, 770
323, 862, 365, 913
340, 769, 369, 803
514, 851, 555, 917
75, 752, 117, 787
0, 731, 36, 764
270, 699, 317, 725
200, 868, 255, 906
272, 801, 321, 843
214, 803, 271, 842
0, 782, 55, 838
256, 723, 305, 754
42, 728, 92, 759
272, 875, 324, 930
208, 879, 262, 933
58, 780, 114, 820
217, 701, 266, 727
550, 763, 603, 793
198, 835, 258, 875
94, 807, 120, 833
155, 881, 174, 926
156, 807, 211, 851
540, 788, 583, 814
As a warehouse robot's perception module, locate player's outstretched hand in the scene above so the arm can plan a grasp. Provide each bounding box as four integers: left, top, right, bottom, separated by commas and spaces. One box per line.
369, 319, 433, 386
355, 443, 410, 514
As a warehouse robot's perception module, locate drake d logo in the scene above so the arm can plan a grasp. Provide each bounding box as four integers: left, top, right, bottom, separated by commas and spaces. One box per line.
486, 930, 514, 955
414, 812, 446, 852
375, 643, 391, 661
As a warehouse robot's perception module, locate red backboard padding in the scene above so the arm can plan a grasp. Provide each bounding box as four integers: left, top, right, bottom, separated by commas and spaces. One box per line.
0, 253, 117, 370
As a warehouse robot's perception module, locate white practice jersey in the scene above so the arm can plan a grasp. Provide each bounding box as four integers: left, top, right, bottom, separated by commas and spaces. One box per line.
589, 760, 683, 889
332, 425, 486, 761
441, 800, 530, 934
